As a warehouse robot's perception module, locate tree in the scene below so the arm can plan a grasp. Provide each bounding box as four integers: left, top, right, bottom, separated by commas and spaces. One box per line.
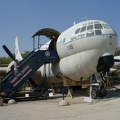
21, 51, 31, 58
0, 51, 31, 64
0, 57, 12, 64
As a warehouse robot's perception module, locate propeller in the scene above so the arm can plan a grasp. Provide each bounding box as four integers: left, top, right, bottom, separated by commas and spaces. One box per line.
2, 45, 16, 61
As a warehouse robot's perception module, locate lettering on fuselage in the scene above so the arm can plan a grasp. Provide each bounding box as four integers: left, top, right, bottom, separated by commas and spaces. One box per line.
67, 44, 73, 50
71, 34, 85, 41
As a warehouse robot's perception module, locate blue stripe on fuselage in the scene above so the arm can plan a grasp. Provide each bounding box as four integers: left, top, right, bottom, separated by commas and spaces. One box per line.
57, 34, 117, 45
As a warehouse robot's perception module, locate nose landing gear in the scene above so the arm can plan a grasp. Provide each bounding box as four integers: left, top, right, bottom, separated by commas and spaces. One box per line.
90, 73, 107, 99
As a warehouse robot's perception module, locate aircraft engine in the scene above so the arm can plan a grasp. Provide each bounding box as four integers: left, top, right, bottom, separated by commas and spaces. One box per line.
97, 55, 114, 72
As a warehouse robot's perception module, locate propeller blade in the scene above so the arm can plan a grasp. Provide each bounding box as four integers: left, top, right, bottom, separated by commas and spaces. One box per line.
114, 59, 120, 62
2, 45, 16, 61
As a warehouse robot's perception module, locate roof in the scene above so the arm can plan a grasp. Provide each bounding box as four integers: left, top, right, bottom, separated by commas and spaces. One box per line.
32, 28, 60, 40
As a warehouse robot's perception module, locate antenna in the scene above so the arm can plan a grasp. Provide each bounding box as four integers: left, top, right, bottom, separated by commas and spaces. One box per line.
82, 17, 89, 21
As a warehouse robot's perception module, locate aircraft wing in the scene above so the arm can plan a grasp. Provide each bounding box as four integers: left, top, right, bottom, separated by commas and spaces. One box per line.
113, 56, 120, 69
110, 68, 118, 72
0, 67, 7, 72
0, 66, 7, 77
108, 56, 120, 73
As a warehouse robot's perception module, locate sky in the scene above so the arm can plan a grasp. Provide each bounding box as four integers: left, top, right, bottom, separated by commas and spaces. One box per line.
0, 0, 120, 57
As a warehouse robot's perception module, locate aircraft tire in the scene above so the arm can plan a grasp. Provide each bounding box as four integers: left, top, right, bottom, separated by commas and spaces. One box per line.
91, 87, 101, 99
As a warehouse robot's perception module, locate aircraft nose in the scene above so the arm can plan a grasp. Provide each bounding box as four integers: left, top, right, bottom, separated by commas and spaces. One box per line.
97, 55, 114, 72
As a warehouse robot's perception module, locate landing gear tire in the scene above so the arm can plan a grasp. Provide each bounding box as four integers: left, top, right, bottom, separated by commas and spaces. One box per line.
91, 87, 101, 99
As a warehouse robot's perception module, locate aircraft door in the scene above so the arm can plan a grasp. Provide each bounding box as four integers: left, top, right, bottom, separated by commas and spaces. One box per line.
48, 39, 57, 50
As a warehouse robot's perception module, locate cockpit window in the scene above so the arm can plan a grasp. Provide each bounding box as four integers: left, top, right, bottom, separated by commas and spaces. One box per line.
95, 24, 103, 29
102, 24, 111, 29
80, 26, 86, 32
94, 21, 100, 24
95, 30, 102, 35
88, 22, 93, 25
87, 25, 93, 30
82, 23, 87, 26
75, 28, 81, 34
86, 30, 94, 37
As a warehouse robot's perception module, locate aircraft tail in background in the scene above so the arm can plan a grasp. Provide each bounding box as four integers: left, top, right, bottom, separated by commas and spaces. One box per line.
15, 36, 23, 61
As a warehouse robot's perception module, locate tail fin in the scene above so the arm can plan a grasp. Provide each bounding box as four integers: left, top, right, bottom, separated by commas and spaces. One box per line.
15, 36, 23, 61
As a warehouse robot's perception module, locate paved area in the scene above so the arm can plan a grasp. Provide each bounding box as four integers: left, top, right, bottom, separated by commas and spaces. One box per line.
0, 87, 120, 120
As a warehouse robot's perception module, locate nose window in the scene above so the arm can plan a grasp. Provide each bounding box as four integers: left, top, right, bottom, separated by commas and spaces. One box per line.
95, 24, 103, 29
102, 24, 111, 29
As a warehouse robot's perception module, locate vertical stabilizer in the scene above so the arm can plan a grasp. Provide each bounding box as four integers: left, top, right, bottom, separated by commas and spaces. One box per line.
15, 36, 23, 61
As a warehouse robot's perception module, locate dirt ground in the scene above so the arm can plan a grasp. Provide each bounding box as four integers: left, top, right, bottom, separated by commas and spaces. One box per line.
0, 85, 120, 120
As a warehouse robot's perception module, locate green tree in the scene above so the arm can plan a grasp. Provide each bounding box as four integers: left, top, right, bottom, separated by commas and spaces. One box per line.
0, 57, 12, 64
21, 51, 31, 58
0, 51, 30, 64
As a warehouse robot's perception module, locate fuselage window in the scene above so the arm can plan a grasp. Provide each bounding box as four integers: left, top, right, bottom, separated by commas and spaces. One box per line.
102, 24, 111, 29
95, 30, 102, 35
87, 25, 93, 30
86, 30, 94, 37
75, 28, 81, 34
95, 24, 103, 29
80, 26, 86, 32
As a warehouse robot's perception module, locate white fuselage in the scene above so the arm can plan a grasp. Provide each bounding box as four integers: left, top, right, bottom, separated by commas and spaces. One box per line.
39, 20, 118, 82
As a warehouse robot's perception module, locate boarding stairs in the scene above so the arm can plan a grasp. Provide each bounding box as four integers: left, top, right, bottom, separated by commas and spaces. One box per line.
1, 50, 59, 95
